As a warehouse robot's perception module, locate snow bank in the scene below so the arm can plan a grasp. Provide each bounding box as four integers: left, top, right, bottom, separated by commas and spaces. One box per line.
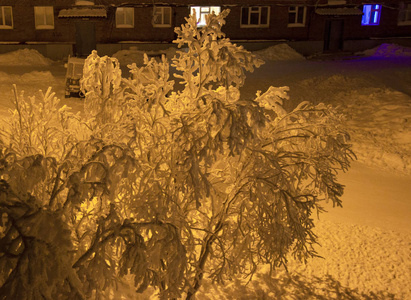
253, 44, 305, 61
0, 48, 53, 66
112, 46, 178, 67
361, 43, 411, 58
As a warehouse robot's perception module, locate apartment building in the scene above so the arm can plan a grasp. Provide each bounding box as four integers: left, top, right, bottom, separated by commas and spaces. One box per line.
0, 1, 410, 59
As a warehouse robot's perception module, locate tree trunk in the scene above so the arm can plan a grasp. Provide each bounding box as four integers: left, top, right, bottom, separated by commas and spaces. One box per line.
185, 221, 223, 300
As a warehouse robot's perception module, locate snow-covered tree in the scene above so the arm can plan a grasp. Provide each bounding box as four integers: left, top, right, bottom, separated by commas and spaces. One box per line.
0, 10, 354, 300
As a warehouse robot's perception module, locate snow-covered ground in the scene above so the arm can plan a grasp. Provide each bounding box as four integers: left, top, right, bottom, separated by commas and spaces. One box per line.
112, 46, 178, 66
0, 45, 410, 299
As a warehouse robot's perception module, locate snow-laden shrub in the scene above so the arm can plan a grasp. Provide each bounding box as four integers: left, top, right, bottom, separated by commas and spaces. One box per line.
0, 10, 354, 300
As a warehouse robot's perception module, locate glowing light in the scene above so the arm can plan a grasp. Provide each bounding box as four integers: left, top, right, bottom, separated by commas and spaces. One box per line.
191, 6, 221, 27
361, 4, 381, 26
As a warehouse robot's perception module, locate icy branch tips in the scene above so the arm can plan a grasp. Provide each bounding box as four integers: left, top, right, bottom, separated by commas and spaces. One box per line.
0, 10, 354, 300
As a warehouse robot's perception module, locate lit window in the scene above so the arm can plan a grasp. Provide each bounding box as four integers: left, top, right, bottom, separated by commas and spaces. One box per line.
361, 4, 381, 26
116, 7, 134, 28
241, 6, 270, 28
398, 2, 411, 25
0, 6, 13, 29
35, 6, 54, 29
153, 6, 172, 27
288, 6, 306, 27
190, 6, 221, 27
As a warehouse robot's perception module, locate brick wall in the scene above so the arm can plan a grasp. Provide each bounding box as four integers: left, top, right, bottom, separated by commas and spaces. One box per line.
0, 0, 410, 55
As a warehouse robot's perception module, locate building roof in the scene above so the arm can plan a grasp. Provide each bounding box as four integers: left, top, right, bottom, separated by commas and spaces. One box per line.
58, 6, 107, 18
315, 7, 363, 16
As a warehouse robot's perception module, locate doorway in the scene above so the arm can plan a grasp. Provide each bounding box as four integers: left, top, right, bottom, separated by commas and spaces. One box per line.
324, 19, 344, 52
75, 21, 96, 57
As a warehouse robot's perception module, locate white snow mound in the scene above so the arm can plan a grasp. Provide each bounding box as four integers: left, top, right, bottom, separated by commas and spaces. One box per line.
253, 44, 305, 61
0, 48, 53, 66
361, 43, 411, 58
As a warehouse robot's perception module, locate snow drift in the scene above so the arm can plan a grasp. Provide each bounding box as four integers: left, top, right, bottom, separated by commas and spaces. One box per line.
361, 43, 411, 58
0, 48, 53, 66
253, 44, 305, 61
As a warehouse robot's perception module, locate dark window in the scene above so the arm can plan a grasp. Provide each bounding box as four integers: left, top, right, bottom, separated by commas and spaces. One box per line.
241, 6, 270, 27
288, 6, 306, 27
0, 6, 13, 28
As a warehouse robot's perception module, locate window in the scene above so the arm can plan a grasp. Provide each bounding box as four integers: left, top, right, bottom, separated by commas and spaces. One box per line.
35, 6, 54, 29
361, 4, 381, 26
288, 6, 306, 27
153, 6, 172, 27
116, 7, 134, 28
0, 6, 13, 29
190, 6, 221, 27
241, 6, 270, 28
398, 2, 411, 25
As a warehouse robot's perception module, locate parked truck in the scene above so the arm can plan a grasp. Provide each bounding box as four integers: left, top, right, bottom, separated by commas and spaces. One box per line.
64, 56, 85, 98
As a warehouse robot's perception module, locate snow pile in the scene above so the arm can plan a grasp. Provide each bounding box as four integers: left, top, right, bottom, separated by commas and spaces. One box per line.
0, 48, 53, 66
112, 46, 178, 67
253, 44, 305, 61
361, 43, 411, 58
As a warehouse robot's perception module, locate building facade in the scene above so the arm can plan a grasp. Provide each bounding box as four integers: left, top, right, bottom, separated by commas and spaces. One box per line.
0, 0, 410, 59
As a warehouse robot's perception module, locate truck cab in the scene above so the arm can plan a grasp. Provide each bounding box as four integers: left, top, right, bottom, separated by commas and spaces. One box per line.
64, 56, 85, 98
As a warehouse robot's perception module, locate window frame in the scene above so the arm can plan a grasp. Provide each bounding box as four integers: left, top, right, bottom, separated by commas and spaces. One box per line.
240, 6, 270, 28
361, 4, 382, 26
398, 2, 411, 26
34, 6, 54, 30
153, 6, 172, 28
116, 7, 134, 28
288, 6, 306, 28
0, 6, 13, 29
190, 6, 221, 27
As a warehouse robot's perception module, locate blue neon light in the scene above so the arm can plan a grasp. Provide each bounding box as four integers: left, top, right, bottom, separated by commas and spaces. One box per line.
361, 4, 381, 26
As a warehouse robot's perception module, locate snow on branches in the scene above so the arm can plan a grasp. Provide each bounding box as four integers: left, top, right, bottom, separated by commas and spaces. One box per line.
0, 10, 354, 300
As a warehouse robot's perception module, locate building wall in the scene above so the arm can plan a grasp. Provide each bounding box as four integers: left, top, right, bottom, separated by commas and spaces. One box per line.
0, 0, 74, 43
344, 5, 411, 40
0, 0, 410, 59
95, 6, 179, 43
